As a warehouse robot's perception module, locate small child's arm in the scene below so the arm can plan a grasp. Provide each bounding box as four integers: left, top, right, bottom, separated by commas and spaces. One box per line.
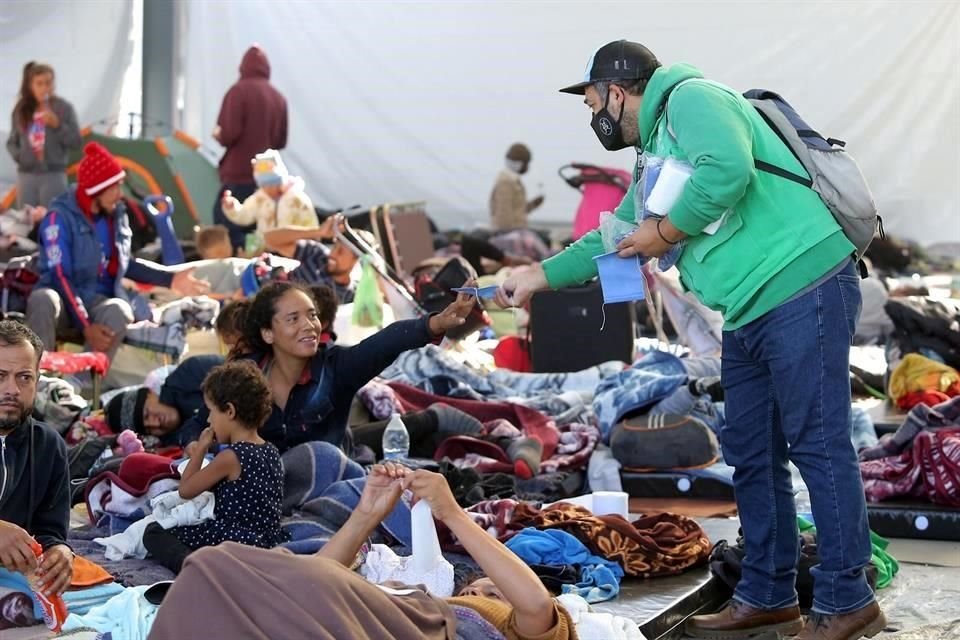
178, 432, 241, 499
222, 191, 260, 227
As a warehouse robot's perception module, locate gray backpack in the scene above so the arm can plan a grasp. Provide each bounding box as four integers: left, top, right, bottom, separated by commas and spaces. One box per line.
664, 83, 882, 275
744, 89, 882, 268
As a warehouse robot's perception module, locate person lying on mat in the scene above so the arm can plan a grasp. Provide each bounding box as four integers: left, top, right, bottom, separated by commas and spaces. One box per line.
180, 281, 477, 454
148, 463, 574, 640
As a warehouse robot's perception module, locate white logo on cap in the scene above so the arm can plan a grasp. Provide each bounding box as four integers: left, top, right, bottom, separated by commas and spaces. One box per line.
599, 117, 613, 136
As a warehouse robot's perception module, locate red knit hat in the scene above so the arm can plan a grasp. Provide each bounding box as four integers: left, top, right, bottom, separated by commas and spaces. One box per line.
76, 142, 125, 212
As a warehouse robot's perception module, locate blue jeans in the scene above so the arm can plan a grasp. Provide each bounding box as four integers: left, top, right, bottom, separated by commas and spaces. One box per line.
721, 261, 875, 615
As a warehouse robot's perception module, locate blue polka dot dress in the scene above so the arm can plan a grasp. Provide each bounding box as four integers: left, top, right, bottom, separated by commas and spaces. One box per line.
173, 441, 289, 550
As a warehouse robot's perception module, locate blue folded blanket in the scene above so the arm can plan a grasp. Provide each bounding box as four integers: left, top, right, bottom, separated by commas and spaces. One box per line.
506, 528, 624, 603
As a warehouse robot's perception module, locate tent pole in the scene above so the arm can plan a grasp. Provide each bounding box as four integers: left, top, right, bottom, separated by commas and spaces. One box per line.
141, 0, 175, 138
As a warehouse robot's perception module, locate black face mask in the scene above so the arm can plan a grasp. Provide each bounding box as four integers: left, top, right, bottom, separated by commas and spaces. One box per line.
591, 89, 628, 151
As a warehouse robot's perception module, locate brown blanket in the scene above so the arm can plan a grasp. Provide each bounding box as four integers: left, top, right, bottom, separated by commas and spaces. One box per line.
518, 504, 711, 578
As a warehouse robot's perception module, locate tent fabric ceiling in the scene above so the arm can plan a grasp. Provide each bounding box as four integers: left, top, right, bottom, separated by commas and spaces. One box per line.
0, 0, 133, 190
177, 1, 960, 246
1, 2, 956, 247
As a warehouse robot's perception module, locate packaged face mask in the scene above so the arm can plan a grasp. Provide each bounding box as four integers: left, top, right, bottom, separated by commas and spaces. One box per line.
599, 211, 639, 254
646, 157, 694, 217
593, 251, 647, 304
451, 285, 499, 300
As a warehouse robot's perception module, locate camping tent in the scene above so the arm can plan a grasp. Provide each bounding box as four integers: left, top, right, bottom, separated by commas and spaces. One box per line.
1, 129, 219, 239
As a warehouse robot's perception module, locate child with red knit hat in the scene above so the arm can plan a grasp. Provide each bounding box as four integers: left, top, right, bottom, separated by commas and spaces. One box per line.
25, 142, 210, 362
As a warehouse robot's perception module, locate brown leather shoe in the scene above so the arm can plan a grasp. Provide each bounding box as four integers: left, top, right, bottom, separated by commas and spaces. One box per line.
796, 601, 887, 640
685, 599, 804, 638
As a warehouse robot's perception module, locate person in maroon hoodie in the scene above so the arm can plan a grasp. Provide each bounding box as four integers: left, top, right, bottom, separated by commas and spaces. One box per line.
212, 45, 288, 253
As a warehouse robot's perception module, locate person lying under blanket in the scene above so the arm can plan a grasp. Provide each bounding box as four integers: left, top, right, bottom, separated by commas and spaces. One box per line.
180, 280, 477, 454
147, 463, 575, 640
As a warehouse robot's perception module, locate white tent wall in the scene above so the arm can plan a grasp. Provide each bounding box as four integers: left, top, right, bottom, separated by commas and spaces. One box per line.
179, 0, 960, 246
0, 0, 135, 190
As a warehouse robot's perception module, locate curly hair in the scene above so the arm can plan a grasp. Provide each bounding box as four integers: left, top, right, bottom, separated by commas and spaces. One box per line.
309, 284, 339, 330
242, 281, 315, 355
200, 360, 272, 430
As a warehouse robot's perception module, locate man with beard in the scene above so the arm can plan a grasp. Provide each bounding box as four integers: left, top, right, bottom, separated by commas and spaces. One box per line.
263, 218, 377, 304
0, 321, 72, 597
496, 41, 884, 640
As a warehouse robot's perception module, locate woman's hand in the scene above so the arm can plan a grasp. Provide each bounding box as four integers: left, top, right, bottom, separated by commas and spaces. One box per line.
493, 264, 548, 309
400, 469, 462, 523
317, 463, 408, 566
356, 462, 408, 523
428, 286, 477, 336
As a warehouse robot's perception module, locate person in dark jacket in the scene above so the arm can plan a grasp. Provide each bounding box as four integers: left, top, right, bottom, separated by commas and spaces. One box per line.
212, 45, 288, 253
0, 321, 72, 597
25, 143, 209, 362
183, 282, 476, 454
5, 61, 82, 209
105, 354, 225, 446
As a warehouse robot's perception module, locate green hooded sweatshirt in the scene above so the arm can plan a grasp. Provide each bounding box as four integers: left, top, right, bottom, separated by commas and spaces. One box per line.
543, 63, 854, 330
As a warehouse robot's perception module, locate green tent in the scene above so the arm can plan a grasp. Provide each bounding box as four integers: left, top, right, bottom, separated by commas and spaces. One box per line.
64, 129, 220, 239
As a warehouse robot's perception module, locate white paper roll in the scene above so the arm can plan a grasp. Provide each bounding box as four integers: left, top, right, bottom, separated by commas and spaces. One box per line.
591, 491, 630, 520
645, 157, 694, 217
410, 500, 444, 573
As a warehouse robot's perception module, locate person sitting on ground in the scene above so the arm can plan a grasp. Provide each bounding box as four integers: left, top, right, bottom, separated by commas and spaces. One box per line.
25, 143, 210, 361
0, 321, 73, 598
148, 463, 573, 639
194, 225, 233, 261
105, 354, 225, 446
263, 215, 378, 303
215, 299, 250, 354
308, 284, 339, 344
490, 142, 544, 231
143, 361, 288, 574
221, 149, 318, 255
182, 281, 476, 454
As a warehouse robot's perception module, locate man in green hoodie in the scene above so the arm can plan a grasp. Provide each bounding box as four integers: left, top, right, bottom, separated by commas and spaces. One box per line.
495, 41, 885, 640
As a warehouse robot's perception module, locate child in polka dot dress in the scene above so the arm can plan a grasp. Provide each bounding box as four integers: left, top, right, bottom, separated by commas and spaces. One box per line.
143, 361, 288, 573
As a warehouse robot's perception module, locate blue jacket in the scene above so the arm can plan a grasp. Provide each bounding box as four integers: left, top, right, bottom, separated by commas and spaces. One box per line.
182, 317, 439, 453
36, 187, 174, 329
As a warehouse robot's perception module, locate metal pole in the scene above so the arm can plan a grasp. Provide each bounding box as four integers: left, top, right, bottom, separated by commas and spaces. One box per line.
141, 0, 175, 138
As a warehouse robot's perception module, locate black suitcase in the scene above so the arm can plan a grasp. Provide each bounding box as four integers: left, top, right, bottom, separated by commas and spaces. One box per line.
529, 282, 636, 373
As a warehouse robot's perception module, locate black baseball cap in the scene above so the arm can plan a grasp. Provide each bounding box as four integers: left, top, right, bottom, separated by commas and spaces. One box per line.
560, 40, 661, 95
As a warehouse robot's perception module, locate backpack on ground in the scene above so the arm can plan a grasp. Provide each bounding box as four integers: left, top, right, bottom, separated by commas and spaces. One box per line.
744, 89, 882, 267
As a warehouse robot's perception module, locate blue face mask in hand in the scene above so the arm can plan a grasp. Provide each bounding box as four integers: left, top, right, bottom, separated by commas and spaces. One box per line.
450, 285, 500, 300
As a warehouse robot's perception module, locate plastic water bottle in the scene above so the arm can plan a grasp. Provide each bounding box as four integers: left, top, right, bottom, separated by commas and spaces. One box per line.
382, 413, 410, 460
